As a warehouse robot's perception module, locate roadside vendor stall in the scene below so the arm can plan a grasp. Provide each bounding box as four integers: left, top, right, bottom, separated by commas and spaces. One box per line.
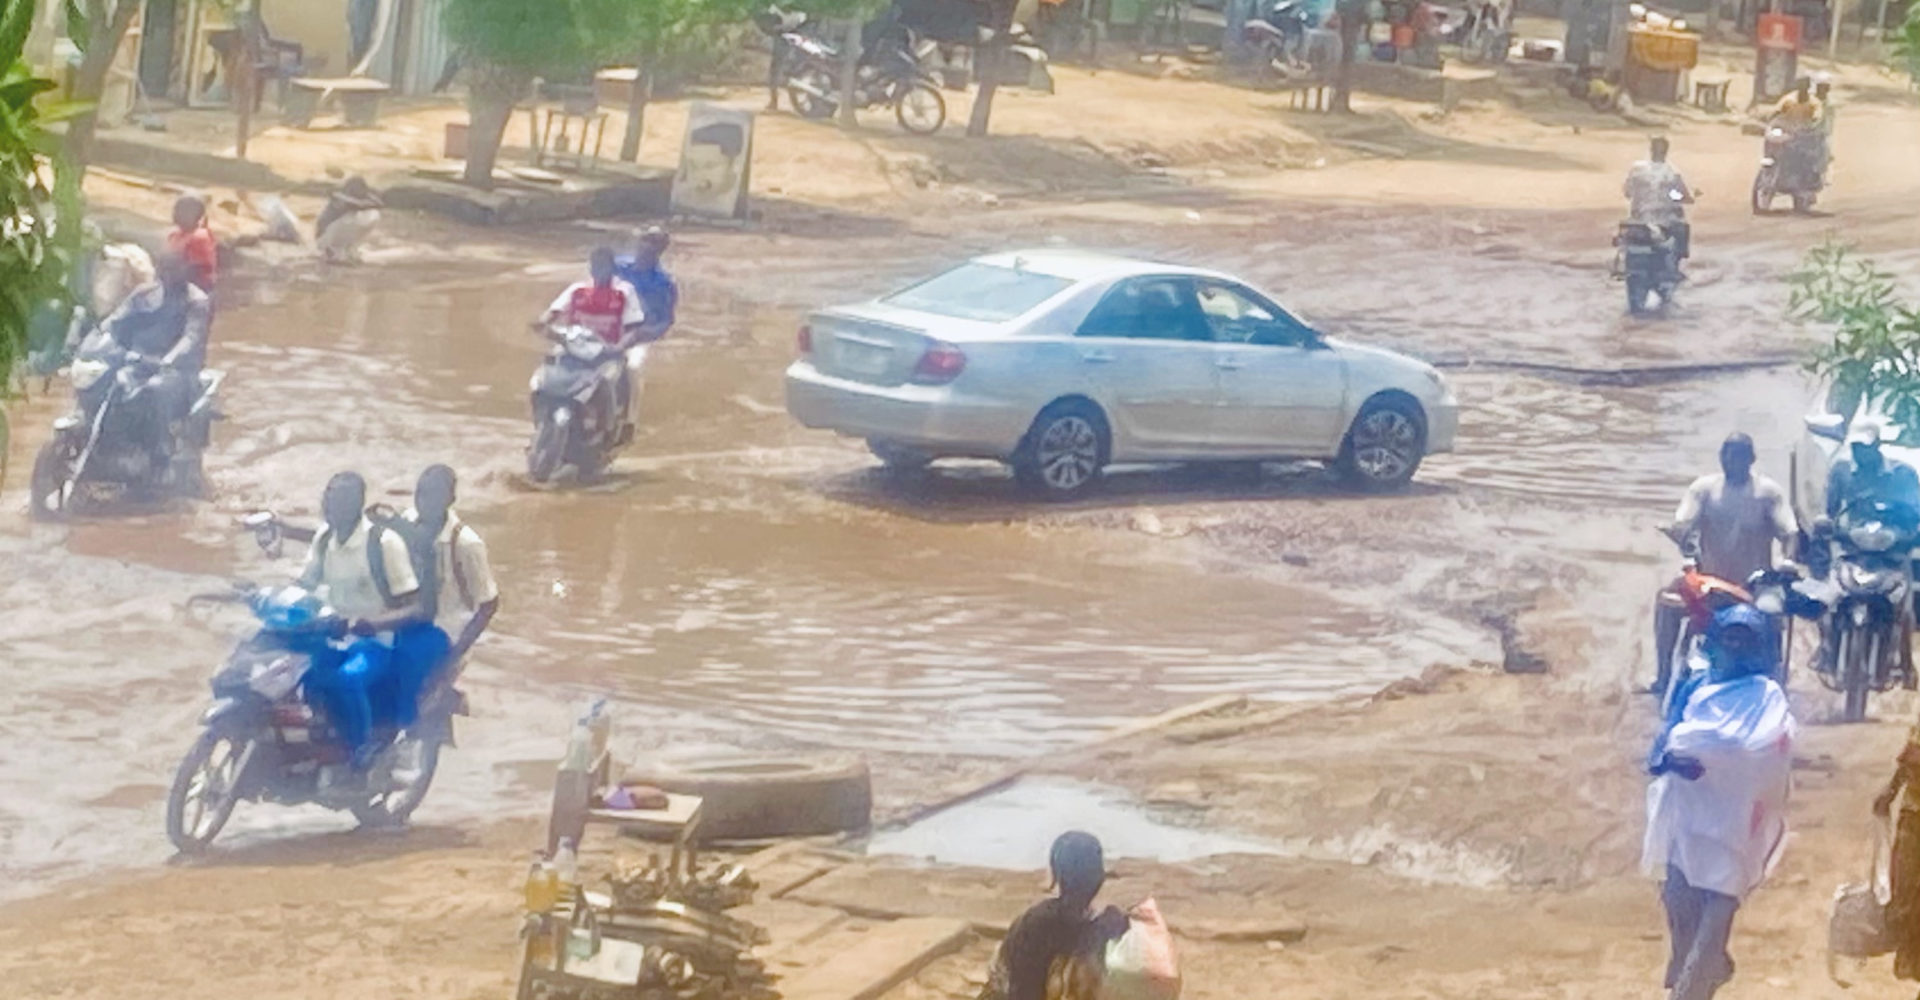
1624, 24, 1698, 103
519, 704, 776, 1000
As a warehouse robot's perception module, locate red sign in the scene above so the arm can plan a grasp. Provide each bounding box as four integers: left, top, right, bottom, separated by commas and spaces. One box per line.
1757, 13, 1804, 52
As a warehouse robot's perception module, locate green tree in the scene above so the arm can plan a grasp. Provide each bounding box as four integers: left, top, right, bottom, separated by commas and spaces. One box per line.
1795, 243, 1920, 432
1, 3, 82, 478
445, 0, 622, 187
61, 0, 143, 179
610, 0, 748, 161
1893, 0, 1920, 86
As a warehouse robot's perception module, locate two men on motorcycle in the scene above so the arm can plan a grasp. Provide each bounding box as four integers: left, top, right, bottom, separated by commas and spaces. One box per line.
541, 247, 651, 439
1653, 433, 1798, 696
1769, 76, 1831, 195
1623, 136, 1694, 271
297, 467, 499, 772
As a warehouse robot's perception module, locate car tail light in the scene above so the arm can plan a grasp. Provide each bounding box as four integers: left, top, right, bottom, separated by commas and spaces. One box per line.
912, 341, 967, 384
797, 324, 813, 355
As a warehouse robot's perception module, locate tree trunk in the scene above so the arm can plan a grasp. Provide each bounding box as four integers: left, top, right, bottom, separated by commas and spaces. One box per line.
62, 0, 142, 178
619, 65, 653, 162
1329, 0, 1366, 113
464, 63, 528, 188
235, 7, 260, 161
838, 19, 862, 126
967, 0, 1019, 137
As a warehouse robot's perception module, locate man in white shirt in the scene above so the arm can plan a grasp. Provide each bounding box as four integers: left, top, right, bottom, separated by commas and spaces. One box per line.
1644, 605, 1794, 1000
1652, 433, 1797, 695
298, 472, 441, 769
1624, 136, 1695, 262
408, 464, 499, 667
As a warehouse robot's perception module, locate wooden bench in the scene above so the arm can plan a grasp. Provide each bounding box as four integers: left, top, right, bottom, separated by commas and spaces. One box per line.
284, 76, 392, 129
1693, 78, 1731, 113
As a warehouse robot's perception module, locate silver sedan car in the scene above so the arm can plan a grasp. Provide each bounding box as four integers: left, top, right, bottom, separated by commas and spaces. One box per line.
785, 250, 1459, 499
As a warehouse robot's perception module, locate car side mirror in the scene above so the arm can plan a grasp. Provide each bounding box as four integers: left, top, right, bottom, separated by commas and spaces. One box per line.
1805, 413, 1847, 441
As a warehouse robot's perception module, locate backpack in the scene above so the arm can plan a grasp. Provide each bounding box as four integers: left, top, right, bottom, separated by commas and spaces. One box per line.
311, 508, 444, 611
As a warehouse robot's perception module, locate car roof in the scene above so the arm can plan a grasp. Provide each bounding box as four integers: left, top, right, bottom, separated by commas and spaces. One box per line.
969, 249, 1233, 285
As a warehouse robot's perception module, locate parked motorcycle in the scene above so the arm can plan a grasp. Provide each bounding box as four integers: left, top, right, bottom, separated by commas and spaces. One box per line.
1244, 0, 1313, 81
779, 28, 947, 133
1810, 501, 1918, 722
29, 327, 222, 520
165, 512, 466, 853
527, 324, 632, 484
1751, 121, 1823, 214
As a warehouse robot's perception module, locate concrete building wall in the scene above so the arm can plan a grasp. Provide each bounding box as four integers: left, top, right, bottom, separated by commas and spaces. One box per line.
268, 0, 352, 76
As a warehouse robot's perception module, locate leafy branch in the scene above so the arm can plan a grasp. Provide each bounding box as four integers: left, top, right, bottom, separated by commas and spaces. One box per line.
1795, 242, 1920, 438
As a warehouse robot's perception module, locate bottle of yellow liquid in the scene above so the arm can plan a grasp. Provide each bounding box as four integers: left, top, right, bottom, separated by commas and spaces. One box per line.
524, 852, 561, 914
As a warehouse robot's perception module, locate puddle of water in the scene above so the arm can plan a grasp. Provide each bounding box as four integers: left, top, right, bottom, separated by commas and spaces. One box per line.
866, 777, 1281, 869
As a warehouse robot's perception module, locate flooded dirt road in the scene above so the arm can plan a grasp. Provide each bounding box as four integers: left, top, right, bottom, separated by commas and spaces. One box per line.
0, 176, 1872, 903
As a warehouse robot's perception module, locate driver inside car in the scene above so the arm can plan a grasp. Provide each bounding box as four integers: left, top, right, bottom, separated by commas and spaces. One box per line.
1826, 420, 1920, 523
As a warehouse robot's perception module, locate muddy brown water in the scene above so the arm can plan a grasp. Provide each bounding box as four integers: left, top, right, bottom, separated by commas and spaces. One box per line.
0, 216, 1834, 898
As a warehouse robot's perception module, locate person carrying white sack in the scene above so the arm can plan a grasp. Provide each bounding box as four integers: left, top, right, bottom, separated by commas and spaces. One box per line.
1643, 603, 1796, 1000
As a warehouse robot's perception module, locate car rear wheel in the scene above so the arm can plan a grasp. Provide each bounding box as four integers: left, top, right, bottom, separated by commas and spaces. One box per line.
1336, 396, 1426, 492
1014, 400, 1109, 501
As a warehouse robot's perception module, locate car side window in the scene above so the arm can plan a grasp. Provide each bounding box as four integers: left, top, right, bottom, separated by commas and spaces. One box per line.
1195, 281, 1315, 347
1076, 277, 1209, 342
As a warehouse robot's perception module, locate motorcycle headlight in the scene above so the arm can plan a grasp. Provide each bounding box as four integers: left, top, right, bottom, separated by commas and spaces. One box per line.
68, 358, 110, 390
248, 653, 306, 701
1849, 523, 1898, 553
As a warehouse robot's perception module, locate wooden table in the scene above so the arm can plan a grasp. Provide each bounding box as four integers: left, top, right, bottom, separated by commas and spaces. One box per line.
284, 76, 392, 129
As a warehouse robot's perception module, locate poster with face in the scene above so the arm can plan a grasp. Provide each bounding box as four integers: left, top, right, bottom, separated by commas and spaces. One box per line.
672, 104, 755, 220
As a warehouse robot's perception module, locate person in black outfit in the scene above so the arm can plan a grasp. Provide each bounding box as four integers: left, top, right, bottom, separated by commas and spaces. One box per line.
980, 832, 1128, 1000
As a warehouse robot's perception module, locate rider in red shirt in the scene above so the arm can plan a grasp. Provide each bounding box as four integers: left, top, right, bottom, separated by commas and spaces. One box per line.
164, 195, 218, 293
540, 247, 648, 435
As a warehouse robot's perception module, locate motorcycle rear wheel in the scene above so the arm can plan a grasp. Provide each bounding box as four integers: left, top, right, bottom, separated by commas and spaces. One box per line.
1625, 274, 1654, 315
528, 414, 568, 483
350, 734, 441, 829
166, 728, 248, 853
789, 69, 838, 120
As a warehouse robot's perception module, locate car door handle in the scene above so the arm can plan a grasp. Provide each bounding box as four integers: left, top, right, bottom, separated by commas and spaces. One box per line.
1080, 350, 1115, 364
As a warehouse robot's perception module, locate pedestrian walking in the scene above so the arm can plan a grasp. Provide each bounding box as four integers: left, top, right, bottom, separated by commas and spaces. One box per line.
1644, 604, 1796, 1000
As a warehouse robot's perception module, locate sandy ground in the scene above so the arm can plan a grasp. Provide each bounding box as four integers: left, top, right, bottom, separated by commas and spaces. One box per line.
6, 40, 1920, 1000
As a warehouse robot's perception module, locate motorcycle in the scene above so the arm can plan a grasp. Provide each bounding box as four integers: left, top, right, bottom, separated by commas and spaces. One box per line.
778, 27, 948, 134
1656, 533, 1756, 720
1244, 0, 1313, 81
1751, 121, 1823, 215
165, 512, 466, 853
1613, 219, 1681, 316
29, 327, 222, 520
1811, 502, 1918, 723
527, 324, 632, 484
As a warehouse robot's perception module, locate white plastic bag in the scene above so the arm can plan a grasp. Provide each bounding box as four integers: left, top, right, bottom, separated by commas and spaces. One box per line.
1101, 898, 1180, 1000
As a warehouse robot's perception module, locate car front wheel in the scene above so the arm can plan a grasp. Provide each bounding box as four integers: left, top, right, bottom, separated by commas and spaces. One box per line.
1336, 397, 1426, 492
1013, 401, 1108, 501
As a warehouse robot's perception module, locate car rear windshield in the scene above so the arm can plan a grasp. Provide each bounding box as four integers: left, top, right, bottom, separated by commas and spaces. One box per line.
881, 263, 1074, 323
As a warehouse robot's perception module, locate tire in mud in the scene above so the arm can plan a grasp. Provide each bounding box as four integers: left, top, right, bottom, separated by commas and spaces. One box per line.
351, 736, 442, 829
28, 438, 78, 521
1751, 168, 1775, 214
622, 754, 872, 842
166, 728, 248, 854
1335, 395, 1427, 492
528, 414, 568, 483
895, 82, 946, 134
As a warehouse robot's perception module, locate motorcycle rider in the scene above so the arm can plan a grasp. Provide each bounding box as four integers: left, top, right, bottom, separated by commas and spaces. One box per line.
405, 464, 499, 671
540, 247, 647, 435
1825, 420, 1920, 522
1623, 136, 1694, 267
164, 194, 218, 294
614, 225, 678, 342
1812, 72, 1836, 178
1652, 433, 1797, 696
1771, 76, 1828, 189
102, 249, 212, 441
298, 471, 449, 772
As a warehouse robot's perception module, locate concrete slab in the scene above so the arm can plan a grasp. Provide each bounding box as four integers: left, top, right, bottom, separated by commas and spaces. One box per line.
776, 918, 974, 1000
733, 898, 848, 957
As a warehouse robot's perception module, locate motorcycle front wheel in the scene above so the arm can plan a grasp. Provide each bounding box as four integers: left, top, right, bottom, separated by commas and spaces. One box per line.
1625, 273, 1654, 315
28, 437, 80, 521
350, 734, 441, 829
528, 412, 569, 484
895, 81, 946, 134
1751, 167, 1776, 215
166, 728, 250, 853
1839, 622, 1873, 723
